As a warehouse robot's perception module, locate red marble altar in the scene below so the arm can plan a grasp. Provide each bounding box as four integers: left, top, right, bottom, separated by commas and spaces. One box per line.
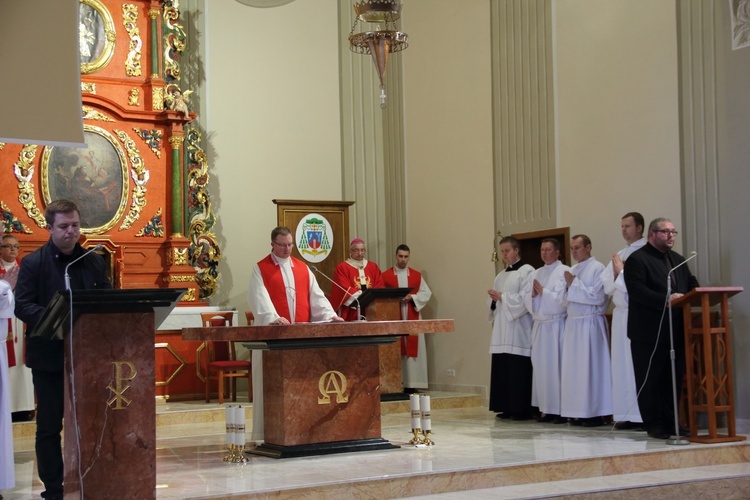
182, 320, 453, 458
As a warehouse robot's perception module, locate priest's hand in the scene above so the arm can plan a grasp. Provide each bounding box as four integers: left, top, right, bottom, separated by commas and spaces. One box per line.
271, 317, 290, 325
531, 279, 543, 297
564, 271, 576, 287
331, 315, 345, 322
612, 253, 624, 278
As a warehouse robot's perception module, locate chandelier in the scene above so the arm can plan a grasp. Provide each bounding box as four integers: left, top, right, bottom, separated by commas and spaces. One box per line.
348, 0, 408, 108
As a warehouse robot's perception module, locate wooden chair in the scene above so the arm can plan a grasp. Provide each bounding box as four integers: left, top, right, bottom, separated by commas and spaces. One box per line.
200, 312, 251, 404
245, 311, 254, 325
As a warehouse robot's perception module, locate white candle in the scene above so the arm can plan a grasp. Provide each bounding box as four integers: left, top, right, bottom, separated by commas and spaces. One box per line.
420, 395, 431, 432
234, 406, 246, 446
225, 405, 233, 445
410, 394, 421, 429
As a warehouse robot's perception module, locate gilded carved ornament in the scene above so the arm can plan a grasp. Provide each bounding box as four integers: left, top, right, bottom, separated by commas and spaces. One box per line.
135, 207, 164, 237
12, 145, 46, 228
152, 87, 165, 111
164, 275, 196, 283
1, 201, 32, 234
122, 4, 142, 77
128, 88, 140, 106
132, 127, 162, 158
113, 129, 149, 231
167, 247, 189, 266
181, 288, 196, 302
82, 106, 115, 122
81, 82, 97, 94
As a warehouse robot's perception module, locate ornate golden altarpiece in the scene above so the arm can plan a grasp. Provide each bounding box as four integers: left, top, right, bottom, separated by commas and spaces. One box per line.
0, 0, 219, 303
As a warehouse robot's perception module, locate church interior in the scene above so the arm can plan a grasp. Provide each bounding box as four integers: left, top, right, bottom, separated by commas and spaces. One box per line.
2, 0, 750, 497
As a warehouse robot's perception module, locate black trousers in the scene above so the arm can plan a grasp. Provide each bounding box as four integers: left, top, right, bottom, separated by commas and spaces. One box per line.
32, 369, 64, 498
630, 339, 685, 434
489, 353, 534, 417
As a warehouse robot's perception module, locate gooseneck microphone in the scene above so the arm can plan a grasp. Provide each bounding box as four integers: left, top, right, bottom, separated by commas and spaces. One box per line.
64, 244, 103, 290
309, 265, 365, 321
665, 250, 696, 446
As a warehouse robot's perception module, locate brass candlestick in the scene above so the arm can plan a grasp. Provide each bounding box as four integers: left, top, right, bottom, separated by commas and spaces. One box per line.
422, 429, 434, 446
409, 427, 424, 445
224, 443, 234, 462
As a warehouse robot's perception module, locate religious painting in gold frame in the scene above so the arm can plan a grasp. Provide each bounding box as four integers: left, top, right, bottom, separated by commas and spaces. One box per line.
40, 125, 129, 234
79, 0, 116, 74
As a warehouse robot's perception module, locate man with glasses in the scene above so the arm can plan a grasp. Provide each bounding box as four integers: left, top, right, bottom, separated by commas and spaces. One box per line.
247, 226, 343, 443
330, 238, 384, 321
624, 218, 699, 440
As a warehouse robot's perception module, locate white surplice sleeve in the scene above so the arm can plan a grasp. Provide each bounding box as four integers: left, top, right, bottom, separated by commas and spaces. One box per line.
247, 263, 280, 326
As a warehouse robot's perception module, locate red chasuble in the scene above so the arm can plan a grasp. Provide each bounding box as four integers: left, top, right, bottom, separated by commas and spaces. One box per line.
257, 254, 311, 322
330, 260, 383, 322
382, 267, 422, 357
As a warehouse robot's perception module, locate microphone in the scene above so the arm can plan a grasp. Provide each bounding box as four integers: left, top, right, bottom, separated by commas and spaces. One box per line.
669, 250, 697, 275
309, 265, 364, 321
64, 244, 103, 290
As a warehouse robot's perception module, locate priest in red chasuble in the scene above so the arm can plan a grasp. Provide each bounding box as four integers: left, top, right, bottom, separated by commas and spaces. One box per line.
330, 238, 384, 321
381, 244, 432, 391
247, 226, 343, 442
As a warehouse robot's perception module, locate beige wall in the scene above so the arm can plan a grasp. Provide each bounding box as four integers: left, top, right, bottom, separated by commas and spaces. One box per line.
204, 0, 342, 311
402, 0, 495, 393
555, 0, 684, 261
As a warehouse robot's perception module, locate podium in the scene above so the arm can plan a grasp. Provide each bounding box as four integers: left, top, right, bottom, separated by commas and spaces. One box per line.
673, 287, 745, 443
182, 319, 454, 458
34, 288, 185, 499
359, 287, 411, 395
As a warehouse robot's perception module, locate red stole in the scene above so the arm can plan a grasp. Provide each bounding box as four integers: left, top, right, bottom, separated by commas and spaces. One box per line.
257, 254, 311, 322
1, 264, 16, 367
382, 267, 422, 357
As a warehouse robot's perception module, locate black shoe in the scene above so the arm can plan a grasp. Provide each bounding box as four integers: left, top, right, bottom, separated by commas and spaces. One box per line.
569, 418, 583, 426
552, 416, 568, 424
614, 420, 643, 430
496, 412, 512, 420
647, 429, 670, 439
511, 414, 534, 421
582, 417, 605, 427
537, 413, 557, 422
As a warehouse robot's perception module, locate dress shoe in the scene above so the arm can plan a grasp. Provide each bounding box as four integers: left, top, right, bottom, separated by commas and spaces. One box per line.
614, 420, 643, 431
582, 417, 605, 427
569, 418, 582, 426
647, 429, 670, 440
511, 414, 534, 421
552, 416, 568, 424
537, 413, 557, 423
496, 412, 512, 420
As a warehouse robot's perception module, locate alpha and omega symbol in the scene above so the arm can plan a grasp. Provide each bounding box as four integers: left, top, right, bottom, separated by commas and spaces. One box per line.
317, 370, 349, 405
107, 361, 137, 410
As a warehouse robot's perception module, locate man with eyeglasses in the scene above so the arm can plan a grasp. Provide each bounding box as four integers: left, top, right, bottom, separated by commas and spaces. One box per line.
1, 234, 36, 424
247, 226, 343, 443
330, 238, 384, 321
624, 217, 699, 440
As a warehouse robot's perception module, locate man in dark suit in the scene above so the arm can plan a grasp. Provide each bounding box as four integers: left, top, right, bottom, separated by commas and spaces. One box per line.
624, 217, 699, 440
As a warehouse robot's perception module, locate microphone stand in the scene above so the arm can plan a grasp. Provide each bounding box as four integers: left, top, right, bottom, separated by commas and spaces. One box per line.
310, 266, 365, 321
666, 252, 696, 446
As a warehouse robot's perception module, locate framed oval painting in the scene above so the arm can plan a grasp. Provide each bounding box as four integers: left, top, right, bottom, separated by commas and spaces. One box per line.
79, 0, 116, 74
41, 125, 129, 234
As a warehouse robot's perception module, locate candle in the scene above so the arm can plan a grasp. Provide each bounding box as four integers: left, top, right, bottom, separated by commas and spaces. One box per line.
419, 395, 431, 432
225, 405, 233, 445
410, 394, 421, 429
236, 406, 246, 446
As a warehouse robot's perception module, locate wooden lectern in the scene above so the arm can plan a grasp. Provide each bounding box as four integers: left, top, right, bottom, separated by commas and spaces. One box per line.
358, 287, 411, 396
673, 287, 745, 443
182, 319, 454, 458
33, 288, 185, 499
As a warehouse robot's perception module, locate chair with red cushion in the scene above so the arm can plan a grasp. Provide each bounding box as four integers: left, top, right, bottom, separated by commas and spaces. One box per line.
200, 312, 252, 404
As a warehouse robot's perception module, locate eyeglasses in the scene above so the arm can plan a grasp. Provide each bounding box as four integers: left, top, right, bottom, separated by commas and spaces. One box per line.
1, 244, 20, 249
272, 241, 294, 248
653, 229, 678, 236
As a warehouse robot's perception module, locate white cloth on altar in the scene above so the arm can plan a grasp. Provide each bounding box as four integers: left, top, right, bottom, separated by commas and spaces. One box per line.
391, 266, 432, 389
523, 260, 569, 415
601, 237, 646, 422
559, 257, 612, 418
247, 254, 337, 442
0, 280, 15, 490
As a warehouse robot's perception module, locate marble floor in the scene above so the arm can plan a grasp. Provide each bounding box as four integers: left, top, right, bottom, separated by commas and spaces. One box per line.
4, 395, 750, 499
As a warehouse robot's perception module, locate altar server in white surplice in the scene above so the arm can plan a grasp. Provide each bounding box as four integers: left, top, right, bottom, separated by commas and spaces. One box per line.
0, 279, 15, 492
247, 226, 343, 443
559, 235, 612, 426
523, 238, 569, 423
601, 212, 646, 429
487, 236, 534, 420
